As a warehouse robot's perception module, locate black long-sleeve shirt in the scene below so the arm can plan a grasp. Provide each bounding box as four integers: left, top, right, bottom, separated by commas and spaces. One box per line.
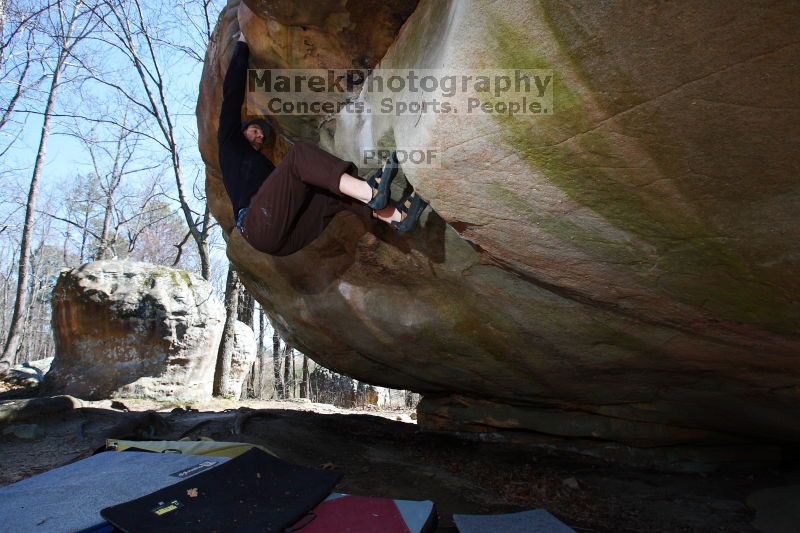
218, 41, 275, 218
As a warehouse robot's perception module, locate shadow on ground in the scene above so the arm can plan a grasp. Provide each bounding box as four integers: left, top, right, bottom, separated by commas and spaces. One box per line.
0, 394, 795, 532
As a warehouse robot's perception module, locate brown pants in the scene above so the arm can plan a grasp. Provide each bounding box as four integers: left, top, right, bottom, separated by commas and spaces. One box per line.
240, 143, 372, 256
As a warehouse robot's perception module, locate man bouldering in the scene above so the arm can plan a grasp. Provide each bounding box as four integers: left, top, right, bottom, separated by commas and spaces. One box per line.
219, 31, 428, 257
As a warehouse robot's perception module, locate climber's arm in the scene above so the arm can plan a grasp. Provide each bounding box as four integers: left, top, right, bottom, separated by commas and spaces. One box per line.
218, 34, 250, 146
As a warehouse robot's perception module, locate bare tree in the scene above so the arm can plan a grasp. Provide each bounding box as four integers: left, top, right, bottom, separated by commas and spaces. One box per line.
0, 0, 52, 144
87, 0, 213, 279
234, 284, 256, 392
2, 0, 99, 370
17, 214, 59, 362
171, 0, 218, 63
55, 175, 102, 263
241, 298, 262, 399
255, 305, 267, 396
292, 350, 297, 397
237, 288, 254, 328
300, 355, 309, 398
213, 265, 238, 397
273, 330, 283, 399
49, 108, 156, 261
0, 33, 43, 142
124, 197, 199, 268
41, 164, 166, 266
85, 123, 140, 259
283, 345, 293, 399
0, 0, 237, 370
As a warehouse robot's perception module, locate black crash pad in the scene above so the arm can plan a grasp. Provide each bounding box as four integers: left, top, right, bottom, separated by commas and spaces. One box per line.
101, 448, 342, 533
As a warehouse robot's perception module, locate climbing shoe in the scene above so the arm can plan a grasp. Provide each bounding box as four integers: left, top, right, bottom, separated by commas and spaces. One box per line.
366, 151, 398, 210
390, 190, 428, 234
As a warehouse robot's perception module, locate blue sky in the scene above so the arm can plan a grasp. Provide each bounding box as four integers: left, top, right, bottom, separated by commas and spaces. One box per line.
0, 0, 229, 288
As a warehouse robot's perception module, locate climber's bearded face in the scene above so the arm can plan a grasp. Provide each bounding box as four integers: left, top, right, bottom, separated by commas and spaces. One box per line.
243, 124, 264, 151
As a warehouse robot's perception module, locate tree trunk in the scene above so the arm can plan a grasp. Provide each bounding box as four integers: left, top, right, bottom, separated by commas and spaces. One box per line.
62, 226, 70, 265
237, 286, 254, 328
213, 266, 239, 397
1, 14, 72, 368
300, 355, 309, 398
283, 345, 291, 399
95, 174, 118, 260
272, 331, 283, 399
291, 351, 297, 397
237, 291, 257, 398
245, 305, 264, 400
242, 360, 256, 400
172, 154, 211, 280
256, 306, 267, 398
104, 0, 212, 280
79, 200, 90, 263
1, 253, 15, 344
199, 204, 212, 280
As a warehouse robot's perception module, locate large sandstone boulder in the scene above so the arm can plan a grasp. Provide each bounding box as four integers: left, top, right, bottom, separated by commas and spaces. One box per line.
198, 0, 800, 457
45, 261, 225, 401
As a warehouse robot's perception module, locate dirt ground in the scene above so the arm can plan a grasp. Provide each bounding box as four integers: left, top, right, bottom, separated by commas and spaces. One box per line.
0, 391, 794, 532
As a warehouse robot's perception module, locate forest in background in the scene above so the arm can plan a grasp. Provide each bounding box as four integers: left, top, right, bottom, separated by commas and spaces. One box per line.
0, 0, 413, 407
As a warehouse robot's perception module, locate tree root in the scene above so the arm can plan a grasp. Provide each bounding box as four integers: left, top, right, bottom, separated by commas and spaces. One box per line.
232, 408, 277, 436
0, 395, 83, 425
1, 396, 168, 453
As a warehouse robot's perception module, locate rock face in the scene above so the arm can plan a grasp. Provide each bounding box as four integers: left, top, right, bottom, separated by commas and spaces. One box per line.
197, 0, 420, 229
46, 261, 225, 401
198, 0, 800, 453
229, 321, 257, 399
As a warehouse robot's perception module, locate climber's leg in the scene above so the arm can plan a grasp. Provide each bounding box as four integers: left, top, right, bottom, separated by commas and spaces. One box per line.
241, 143, 372, 255
338, 173, 373, 203
265, 190, 372, 256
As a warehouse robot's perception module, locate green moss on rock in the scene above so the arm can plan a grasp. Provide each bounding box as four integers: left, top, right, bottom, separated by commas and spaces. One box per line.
482, 15, 797, 333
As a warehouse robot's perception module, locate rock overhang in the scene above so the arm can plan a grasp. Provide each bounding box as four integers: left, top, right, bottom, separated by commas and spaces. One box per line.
197, 0, 800, 454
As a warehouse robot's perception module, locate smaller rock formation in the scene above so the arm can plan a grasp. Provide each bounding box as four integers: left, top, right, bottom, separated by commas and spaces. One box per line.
308, 366, 418, 409
309, 367, 369, 408
45, 260, 225, 401
229, 321, 257, 399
